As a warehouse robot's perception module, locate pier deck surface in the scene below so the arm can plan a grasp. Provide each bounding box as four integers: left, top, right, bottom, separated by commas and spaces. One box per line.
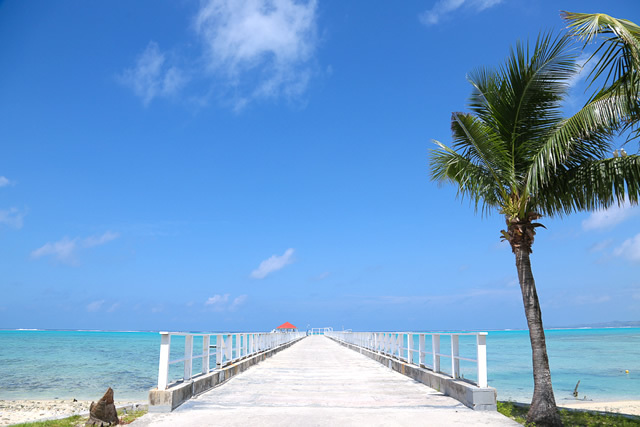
134, 335, 518, 426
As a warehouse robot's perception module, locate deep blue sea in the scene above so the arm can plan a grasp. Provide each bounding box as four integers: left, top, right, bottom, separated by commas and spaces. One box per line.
0, 328, 638, 403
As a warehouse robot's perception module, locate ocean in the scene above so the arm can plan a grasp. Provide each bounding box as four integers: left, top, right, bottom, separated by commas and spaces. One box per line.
0, 328, 638, 403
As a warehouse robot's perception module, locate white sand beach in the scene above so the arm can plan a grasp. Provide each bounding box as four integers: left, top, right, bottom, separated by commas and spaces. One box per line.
559, 400, 640, 416
0, 399, 144, 426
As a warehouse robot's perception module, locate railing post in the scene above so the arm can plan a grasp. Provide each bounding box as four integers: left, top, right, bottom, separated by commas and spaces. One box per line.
157, 332, 171, 390
202, 335, 210, 374
184, 335, 193, 381
451, 334, 460, 379
235, 333, 240, 360
406, 333, 412, 364
432, 334, 440, 373
216, 334, 223, 368
226, 334, 232, 362
243, 333, 248, 357
477, 333, 488, 387
419, 334, 425, 367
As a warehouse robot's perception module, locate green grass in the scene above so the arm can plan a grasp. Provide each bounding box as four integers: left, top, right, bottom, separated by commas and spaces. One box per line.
498, 401, 640, 426
11, 407, 147, 427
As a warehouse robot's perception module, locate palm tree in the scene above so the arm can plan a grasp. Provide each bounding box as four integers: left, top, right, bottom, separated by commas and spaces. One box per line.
430, 33, 640, 426
562, 12, 640, 133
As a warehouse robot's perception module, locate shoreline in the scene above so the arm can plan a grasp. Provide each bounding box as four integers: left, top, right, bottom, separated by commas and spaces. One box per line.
557, 400, 640, 417
1, 399, 638, 427
504, 399, 640, 417
0, 399, 146, 426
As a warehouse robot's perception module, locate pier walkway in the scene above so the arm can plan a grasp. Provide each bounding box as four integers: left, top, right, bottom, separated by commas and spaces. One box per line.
134, 336, 518, 426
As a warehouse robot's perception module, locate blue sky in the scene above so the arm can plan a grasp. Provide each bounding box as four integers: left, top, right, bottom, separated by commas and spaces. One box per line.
1, 0, 640, 332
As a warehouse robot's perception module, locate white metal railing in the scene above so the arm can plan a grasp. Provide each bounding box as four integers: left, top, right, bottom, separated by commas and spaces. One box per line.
307, 327, 333, 335
326, 331, 488, 388
157, 331, 305, 390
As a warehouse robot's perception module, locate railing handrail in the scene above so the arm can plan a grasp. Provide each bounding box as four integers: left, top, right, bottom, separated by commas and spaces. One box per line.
325, 330, 488, 388
156, 330, 305, 390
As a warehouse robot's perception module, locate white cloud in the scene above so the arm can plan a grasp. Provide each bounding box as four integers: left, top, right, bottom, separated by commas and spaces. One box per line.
230, 294, 248, 311
205, 293, 247, 311
0, 176, 12, 187
107, 302, 121, 313
419, 0, 502, 26
87, 300, 105, 312
84, 231, 120, 248
122, 0, 319, 110
582, 202, 639, 231
31, 231, 120, 264
250, 248, 295, 279
194, 0, 318, 107
0, 207, 25, 229
31, 237, 77, 262
120, 42, 186, 106
206, 293, 230, 306
613, 233, 640, 263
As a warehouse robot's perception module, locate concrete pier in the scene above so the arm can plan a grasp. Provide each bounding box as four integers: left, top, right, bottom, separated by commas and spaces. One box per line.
133, 336, 518, 426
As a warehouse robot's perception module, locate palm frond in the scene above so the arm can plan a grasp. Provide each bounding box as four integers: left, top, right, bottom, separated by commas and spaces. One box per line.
526, 89, 631, 197
535, 155, 640, 216
430, 28, 640, 222
430, 141, 504, 213
563, 12, 640, 119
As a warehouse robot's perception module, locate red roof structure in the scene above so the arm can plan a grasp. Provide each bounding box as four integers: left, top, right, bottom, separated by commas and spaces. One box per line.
276, 321, 297, 329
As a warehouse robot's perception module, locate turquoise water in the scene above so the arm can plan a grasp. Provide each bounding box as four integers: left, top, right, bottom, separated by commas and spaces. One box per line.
488, 328, 640, 404
0, 328, 638, 402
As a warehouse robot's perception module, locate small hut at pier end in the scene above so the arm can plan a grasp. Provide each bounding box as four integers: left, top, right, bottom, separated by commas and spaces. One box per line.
275, 321, 297, 333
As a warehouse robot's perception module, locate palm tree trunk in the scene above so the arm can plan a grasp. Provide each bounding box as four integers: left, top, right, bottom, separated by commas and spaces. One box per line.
514, 247, 562, 426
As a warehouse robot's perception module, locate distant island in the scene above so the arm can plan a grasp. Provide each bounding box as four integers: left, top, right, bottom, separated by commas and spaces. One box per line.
552, 320, 640, 328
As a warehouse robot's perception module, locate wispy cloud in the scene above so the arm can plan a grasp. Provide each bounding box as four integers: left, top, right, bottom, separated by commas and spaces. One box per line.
419, 0, 502, 26
250, 248, 295, 279
573, 294, 611, 305
195, 0, 318, 109
0, 176, 13, 187
613, 233, 640, 263
568, 53, 597, 89
205, 293, 229, 309
31, 231, 120, 264
205, 293, 248, 311
84, 231, 119, 247
86, 300, 105, 312
0, 207, 26, 229
566, 53, 599, 109
589, 238, 614, 253
582, 202, 639, 231
364, 286, 520, 306
120, 42, 186, 106
230, 294, 248, 311
311, 271, 330, 281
